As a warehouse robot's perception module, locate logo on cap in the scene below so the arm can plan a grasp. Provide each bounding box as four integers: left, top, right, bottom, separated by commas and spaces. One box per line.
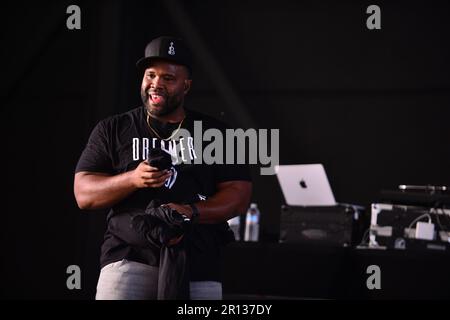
168, 42, 175, 56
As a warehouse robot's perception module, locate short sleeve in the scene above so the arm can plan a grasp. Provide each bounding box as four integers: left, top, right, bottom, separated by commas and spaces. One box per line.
75, 120, 114, 174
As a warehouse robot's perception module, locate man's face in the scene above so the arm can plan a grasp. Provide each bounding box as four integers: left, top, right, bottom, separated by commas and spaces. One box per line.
141, 59, 191, 117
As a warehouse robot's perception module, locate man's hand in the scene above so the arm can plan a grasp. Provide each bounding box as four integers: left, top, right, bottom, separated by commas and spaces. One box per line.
131, 160, 172, 188
164, 203, 193, 219
162, 203, 192, 246
75, 162, 174, 210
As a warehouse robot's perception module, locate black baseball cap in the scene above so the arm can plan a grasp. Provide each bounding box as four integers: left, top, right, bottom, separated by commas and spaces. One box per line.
136, 36, 192, 76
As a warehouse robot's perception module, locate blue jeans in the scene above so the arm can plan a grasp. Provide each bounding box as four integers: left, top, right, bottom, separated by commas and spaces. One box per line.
95, 259, 222, 300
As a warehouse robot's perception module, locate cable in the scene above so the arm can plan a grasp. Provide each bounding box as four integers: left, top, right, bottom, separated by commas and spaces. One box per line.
441, 206, 450, 227
407, 213, 432, 232
357, 228, 370, 247
435, 207, 447, 233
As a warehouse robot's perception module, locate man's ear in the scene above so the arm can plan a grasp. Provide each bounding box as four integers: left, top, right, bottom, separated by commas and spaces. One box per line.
184, 79, 192, 95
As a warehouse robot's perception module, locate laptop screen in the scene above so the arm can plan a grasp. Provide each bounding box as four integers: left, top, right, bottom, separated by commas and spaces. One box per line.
275, 164, 336, 206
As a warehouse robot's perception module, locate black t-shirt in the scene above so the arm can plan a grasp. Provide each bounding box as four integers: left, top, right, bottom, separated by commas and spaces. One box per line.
75, 106, 251, 281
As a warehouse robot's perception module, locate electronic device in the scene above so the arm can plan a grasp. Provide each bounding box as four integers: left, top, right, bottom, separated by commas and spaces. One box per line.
380, 184, 450, 207
147, 147, 173, 171
275, 164, 336, 206
369, 203, 450, 251
279, 204, 365, 247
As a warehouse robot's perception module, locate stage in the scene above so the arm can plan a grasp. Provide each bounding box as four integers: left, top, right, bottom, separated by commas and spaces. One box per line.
222, 242, 450, 299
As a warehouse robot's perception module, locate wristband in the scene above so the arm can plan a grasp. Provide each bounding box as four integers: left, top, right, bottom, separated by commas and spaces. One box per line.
189, 203, 200, 224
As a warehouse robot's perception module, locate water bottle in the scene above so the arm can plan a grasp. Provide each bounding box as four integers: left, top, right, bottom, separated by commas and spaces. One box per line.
227, 215, 241, 241
244, 203, 260, 242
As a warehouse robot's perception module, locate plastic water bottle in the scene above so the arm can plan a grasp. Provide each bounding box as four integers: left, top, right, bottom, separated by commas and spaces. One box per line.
227, 215, 241, 241
244, 203, 260, 242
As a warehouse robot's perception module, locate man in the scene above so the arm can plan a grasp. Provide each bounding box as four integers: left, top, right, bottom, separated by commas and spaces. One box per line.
74, 36, 252, 300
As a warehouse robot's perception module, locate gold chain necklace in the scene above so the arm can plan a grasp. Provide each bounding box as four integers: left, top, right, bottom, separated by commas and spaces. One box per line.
146, 110, 185, 141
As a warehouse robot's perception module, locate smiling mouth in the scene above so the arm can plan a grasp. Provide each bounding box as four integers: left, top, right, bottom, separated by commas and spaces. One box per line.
149, 94, 165, 104
148, 91, 165, 104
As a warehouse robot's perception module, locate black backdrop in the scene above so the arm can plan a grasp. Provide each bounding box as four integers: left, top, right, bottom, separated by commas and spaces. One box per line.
1, 0, 450, 299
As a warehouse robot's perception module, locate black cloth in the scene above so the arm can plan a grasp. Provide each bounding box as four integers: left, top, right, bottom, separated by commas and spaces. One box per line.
111, 200, 190, 299
130, 201, 188, 247
75, 106, 251, 281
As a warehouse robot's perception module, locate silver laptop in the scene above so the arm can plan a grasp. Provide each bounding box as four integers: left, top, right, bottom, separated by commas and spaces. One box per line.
275, 164, 336, 206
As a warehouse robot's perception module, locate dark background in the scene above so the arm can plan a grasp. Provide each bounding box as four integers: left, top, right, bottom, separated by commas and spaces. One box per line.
1, 0, 450, 299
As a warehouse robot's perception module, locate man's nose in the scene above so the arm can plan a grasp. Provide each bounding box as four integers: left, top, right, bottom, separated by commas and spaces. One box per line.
151, 76, 163, 89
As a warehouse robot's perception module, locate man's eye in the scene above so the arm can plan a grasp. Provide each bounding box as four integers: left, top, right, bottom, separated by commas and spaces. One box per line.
146, 74, 155, 79
164, 76, 175, 81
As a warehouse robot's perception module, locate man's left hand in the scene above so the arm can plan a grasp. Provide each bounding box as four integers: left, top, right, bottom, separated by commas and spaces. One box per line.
162, 203, 193, 246
163, 203, 193, 219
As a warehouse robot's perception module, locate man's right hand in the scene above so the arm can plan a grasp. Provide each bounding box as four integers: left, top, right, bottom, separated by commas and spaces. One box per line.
74, 161, 173, 210
131, 160, 172, 188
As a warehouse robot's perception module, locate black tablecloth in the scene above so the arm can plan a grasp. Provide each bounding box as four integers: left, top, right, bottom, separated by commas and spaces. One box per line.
221, 242, 450, 299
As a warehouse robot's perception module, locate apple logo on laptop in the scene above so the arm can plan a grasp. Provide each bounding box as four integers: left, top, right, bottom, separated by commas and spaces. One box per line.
299, 179, 307, 189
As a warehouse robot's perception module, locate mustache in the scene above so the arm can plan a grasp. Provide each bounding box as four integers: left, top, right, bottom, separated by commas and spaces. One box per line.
146, 89, 167, 97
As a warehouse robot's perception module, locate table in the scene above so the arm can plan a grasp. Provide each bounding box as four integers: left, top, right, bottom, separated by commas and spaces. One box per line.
221, 242, 450, 299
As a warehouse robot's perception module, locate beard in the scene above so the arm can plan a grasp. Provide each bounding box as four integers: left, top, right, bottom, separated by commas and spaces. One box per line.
141, 88, 184, 117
